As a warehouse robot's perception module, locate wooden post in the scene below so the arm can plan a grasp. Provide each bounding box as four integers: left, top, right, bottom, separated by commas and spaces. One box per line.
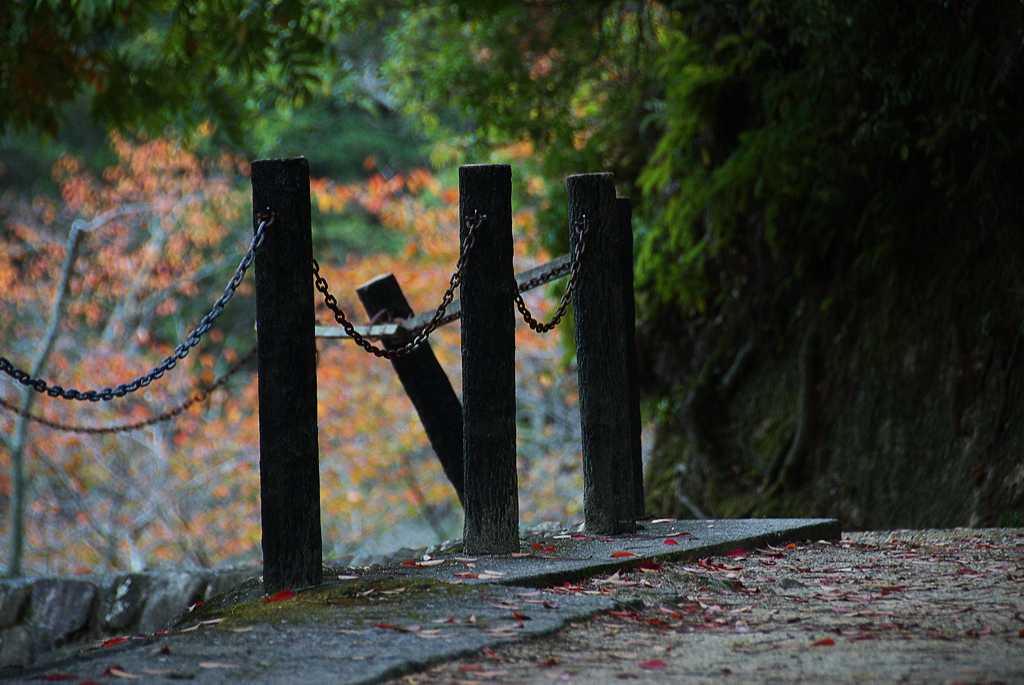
569, 173, 637, 535
251, 158, 323, 593
617, 197, 644, 519
356, 274, 465, 504
459, 164, 519, 554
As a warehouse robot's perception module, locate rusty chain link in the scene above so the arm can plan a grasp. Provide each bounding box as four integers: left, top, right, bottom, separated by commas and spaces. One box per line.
314, 210, 485, 359
0, 216, 272, 401
0, 346, 257, 434
515, 216, 591, 333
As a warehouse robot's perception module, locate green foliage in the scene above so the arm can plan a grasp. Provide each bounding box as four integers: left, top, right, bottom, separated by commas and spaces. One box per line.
637, 0, 1024, 317
0, 0, 343, 141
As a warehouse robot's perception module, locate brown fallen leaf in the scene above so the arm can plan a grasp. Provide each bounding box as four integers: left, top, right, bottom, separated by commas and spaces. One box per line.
101, 666, 141, 678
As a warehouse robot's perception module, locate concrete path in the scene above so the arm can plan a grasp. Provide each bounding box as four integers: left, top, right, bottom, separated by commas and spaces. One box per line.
1, 518, 851, 684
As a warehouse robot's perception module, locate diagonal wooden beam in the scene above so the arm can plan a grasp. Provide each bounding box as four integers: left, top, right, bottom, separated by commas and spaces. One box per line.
314, 253, 570, 340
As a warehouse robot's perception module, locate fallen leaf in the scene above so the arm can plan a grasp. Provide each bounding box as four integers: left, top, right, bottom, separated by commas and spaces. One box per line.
663, 539, 679, 545
100, 637, 129, 649
812, 638, 836, 647
375, 623, 417, 632
638, 659, 668, 669
639, 561, 663, 572
611, 551, 639, 558
459, 664, 486, 673
42, 675, 78, 681
540, 657, 559, 667
659, 605, 682, 618
417, 629, 445, 639
157, 644, 171, 655
512, 611, 532, 621
101, 666, 140, 678
418, 559, 447, 567
454, 572, 480, 579
199, 662, 241, 669
725, 549, 747, 560
400, 560, 421, 567
263, 589, 295, 603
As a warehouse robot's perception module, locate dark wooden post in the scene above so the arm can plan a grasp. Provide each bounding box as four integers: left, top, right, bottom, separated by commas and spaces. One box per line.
617, 197, 644, 519
459, 164, 519, 554
569, 173, 637, 535
251, 158, 323, 593
356, 274, 465, 504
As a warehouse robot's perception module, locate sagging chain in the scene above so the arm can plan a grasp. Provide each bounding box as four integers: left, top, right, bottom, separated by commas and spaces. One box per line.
0, 347, 258, 434
314, 210, 486, 359
0, 216, 272, 401
515, 216, 590, 333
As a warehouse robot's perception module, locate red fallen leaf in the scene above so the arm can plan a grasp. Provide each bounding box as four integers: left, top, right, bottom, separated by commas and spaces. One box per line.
812, 638, 836, 647
264, 589, 295, 603
955, 568, 980, 575
639, 561, 663, 572
375, 623, 412, 632
454, 572, 480, 579
540, 657, 559, 667
42, 675, 78, 681
666, 531, 692, 537
571, 534, 590, 540
645, 617, 671, 627
531, 542, 544, 550
725, 549, 747, 559
400, 560, 421, 567
611, 551, 639, 558
100, 637, 129, 649
158, 644, 171, 655
638, 659, 668, 669
542, 546, 556, 553
663, 539, 679, 545
512, 611, 533, 621
1018, 629, 1024, 638
659, 606, 682, 619
458, 664, 486, 673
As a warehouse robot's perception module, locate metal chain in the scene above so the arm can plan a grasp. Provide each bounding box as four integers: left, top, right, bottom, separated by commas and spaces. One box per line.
0, 216, 272, 401
313, 210, 485, 359
0, 346, 257, 434
515, 216, 591, 333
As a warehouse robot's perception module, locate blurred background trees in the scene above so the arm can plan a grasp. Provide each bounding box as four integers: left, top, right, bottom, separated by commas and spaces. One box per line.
2, 0, 1022, 576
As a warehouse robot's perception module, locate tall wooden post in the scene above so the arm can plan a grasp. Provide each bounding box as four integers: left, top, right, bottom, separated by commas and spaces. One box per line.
459, 164, 519, 554
569, 173, 637, 535
617, 197, 644, 519
251, 158, 323, 593
356, 274, 465, 504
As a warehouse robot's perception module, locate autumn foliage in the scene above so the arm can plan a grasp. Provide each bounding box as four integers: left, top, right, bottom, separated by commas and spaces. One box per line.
0, 133, 583, 575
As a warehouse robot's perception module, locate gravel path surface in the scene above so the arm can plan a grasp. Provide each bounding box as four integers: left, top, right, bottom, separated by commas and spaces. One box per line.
386, 529, 1024, 684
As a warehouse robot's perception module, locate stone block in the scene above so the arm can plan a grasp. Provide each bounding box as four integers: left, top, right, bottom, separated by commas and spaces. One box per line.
137, 573, 206, 633
204, 567, 260, 601
0, 583, 32, 630
27, 579, 97, 650
99, 574, 149, 633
